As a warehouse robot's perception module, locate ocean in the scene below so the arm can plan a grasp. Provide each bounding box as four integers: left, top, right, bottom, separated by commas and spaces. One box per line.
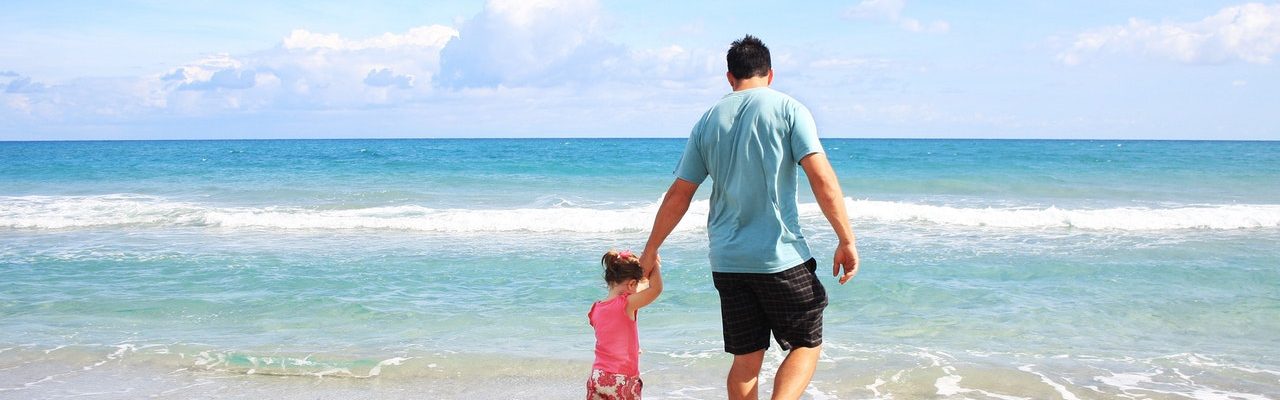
1, 138, 1277, 399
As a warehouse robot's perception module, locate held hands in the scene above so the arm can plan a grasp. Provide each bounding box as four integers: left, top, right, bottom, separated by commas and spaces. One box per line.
832, 242, 860, 285
639, 251, 660, 277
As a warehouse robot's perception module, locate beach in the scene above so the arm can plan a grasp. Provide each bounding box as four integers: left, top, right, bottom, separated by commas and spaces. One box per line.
2, 138, 1278, 399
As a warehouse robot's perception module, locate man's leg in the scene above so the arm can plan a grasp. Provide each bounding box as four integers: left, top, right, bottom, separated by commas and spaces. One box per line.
771, 345, 821, 400
757, 259, 828, 400
728, 349, 765, 400
715, 270, 771, 400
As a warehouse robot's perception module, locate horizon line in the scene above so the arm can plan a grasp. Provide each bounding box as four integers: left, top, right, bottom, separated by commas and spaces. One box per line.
1, 136, 1277, 143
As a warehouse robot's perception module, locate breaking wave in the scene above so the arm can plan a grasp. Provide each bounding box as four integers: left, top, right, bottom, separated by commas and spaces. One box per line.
2, 194, 1278, 232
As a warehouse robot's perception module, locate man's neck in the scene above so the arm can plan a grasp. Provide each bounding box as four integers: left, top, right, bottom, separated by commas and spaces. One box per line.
731, 77, 771, 92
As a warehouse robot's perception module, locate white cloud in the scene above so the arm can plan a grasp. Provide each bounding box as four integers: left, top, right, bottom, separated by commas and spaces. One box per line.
3, 1, 912, 138
624, 45, 721, 83
899, 18, 950, 34
845, 0, 904, 20
178, 69, 259, 91
0, 25, 462, 121
436, 0, 620, 87
5, 76, 48, 93
807, 57, 892, 69
0, 2, 725, 130
363, 68, 414, 89
844, 0, 949, 34
5, 95, 31, 114
282, 26, 457, 51
162, 54, 245, 85
166, 55, 264, 91
1059, 2, 1280, 65
153, 27, 455, 110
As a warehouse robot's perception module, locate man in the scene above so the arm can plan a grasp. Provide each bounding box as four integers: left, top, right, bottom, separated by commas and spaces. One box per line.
639, 35, 859, 400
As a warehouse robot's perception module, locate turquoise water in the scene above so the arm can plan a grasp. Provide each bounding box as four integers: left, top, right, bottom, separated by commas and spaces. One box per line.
1, 139, 1278, 399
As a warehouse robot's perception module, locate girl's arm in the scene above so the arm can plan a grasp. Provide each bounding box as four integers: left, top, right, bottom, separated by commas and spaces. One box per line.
627, 265, 663, 315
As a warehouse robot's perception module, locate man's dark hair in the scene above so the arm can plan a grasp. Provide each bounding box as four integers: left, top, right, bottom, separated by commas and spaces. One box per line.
727, 35, 771, 80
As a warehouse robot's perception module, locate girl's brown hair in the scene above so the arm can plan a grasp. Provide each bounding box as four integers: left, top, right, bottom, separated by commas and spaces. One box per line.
601, 249, 643, 285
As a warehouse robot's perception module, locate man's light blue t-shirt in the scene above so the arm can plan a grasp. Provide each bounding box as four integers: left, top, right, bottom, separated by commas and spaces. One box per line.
674, 87, 824, 274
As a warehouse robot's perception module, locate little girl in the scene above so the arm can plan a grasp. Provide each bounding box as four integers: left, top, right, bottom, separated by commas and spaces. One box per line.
587, 249, 663, 400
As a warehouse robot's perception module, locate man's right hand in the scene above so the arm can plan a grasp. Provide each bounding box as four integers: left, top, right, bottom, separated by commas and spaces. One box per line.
833, 242, 859, 284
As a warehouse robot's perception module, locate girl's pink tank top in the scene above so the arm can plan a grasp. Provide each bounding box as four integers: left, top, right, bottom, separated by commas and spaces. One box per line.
588, 294, 639, 376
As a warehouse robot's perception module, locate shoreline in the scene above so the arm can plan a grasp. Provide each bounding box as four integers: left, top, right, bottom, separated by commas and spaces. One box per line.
4, 343, 1277, 399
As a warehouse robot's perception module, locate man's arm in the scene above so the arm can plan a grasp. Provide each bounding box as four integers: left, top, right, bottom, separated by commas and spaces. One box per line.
639, 178, 699, 274
799, 153, 860, 284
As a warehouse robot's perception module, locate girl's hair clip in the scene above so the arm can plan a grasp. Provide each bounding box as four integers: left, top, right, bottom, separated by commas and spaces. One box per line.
618, 250, 635, 260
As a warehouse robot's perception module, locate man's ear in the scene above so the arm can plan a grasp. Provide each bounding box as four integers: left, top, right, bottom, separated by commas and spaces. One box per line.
726, 71, 736, 88
767, 69, 774, 85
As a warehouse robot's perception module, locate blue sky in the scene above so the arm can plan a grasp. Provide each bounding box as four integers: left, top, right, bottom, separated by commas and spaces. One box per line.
1, 0, 1277, 140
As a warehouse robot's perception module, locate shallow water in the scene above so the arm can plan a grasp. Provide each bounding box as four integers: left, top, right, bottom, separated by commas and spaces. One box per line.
1, 139, 1278, 398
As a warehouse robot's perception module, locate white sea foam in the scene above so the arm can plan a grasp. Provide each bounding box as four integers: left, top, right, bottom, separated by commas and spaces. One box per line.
934, 365, 1031, 400
1095, 370, 1274, 400
831, 200, 1280, 230
1018, 364, 1082, 400
367, 357, 411, 377
865, 377, 887, 398
2, 194, 1278, 232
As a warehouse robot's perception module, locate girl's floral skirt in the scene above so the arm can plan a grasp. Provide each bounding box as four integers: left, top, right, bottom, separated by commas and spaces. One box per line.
586, 368, 642, 400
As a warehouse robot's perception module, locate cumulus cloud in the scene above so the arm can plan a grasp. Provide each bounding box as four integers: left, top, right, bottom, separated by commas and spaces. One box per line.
1059, 2, 1280, 65
178, 69, 258, 91
434, 0, 725, 89
899, 19, 950, 34
0, 0, 753, 137
267, 28, 451, 96
155, 54, 267, 94
436, 0, 624, 88
3, 0, 731, 126
0, 23, 458, 121
0, 74, 168, 121
808, 57, 893, 69
844, 0, 950, 34
0, 70, 19, 77
4, 76, 48, 93
363, 68, 414, 88
163, 54, 248, 88
845, 0, 906, 20
282, 25, 457, 51
144, 25, 456, 111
